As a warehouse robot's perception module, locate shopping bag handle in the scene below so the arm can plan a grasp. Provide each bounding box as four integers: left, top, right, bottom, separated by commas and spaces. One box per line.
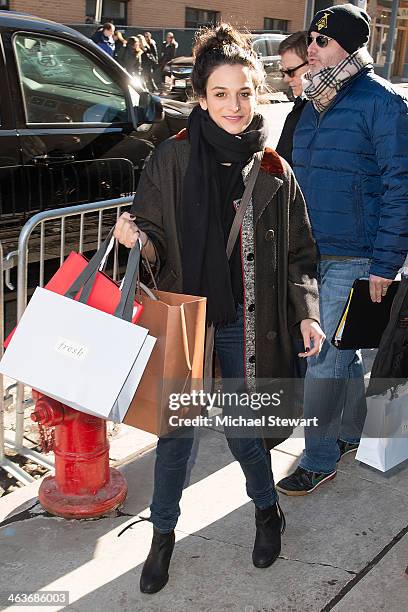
64, 228, 143, 322
138, 282, 158, 301
180, 303, 192, 371
78, 236, 142, 322
64, 228, 116, 301
113, 239, 142, 321
77, 236, 119, 306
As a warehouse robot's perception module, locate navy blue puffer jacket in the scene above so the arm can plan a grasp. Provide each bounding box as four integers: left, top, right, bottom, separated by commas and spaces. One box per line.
293, 68, 408, 279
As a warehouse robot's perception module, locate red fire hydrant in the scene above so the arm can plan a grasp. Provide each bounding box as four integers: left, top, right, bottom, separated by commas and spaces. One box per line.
31, 394, 127, 519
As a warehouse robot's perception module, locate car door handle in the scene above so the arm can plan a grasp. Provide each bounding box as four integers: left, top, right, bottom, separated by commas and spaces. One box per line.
33, 154, 75, 165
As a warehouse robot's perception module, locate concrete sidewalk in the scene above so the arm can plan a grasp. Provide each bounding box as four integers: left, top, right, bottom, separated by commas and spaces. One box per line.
1, 425, 407, 612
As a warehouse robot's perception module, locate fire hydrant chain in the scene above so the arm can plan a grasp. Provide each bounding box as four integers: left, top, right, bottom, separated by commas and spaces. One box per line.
37, 421, 55, 454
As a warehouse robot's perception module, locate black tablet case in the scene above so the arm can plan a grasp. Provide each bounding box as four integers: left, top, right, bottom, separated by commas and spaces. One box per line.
332, 279, 400, 350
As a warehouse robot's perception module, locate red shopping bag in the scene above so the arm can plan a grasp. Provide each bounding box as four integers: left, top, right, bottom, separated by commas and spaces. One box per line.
5, 251, 143, 348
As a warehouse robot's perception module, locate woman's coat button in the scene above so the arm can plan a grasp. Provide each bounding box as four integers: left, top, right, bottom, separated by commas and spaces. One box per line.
266, 330, 277, 341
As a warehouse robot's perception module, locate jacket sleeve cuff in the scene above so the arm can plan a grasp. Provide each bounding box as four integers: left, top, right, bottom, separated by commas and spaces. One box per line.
369, 263, 398, 280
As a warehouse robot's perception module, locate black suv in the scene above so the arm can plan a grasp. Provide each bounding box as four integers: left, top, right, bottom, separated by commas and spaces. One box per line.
0, 11, 190, 249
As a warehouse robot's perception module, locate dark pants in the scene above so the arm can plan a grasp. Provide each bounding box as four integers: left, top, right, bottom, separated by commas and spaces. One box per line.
150, 304, 278, 533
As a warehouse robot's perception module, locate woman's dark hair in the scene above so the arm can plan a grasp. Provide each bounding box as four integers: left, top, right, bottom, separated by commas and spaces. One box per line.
191, 23, 265, 97
278, 31, 308, 62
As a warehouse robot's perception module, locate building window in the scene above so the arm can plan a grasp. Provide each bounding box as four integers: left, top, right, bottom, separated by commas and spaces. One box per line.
86, 0, 128, 25
264, 18, 289, 32
0, 0, 10, 9
185, 7, 220, 28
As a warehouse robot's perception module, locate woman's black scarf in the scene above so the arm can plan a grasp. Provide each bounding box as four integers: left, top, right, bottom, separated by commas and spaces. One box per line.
182, 105, 268, 325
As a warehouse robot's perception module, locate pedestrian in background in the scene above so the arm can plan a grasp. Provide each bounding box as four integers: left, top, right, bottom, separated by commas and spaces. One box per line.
144, 31, 158, 61
119, 36, 144, 80
143, 31, 159, 91
277, 3, 408, 497
276, 31, 309, 167
114, 22, 324, 595
137, 34, 158, 91
159, 31, 178, 86
113, 30, 126, 62
91, 22, 115, 57
276, 31, 310, 385
136, 33, 148, 49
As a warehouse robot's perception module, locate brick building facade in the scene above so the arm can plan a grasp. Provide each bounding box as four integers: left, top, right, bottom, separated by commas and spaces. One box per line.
11, 0, 84, 23
127, 1, 306, 32
5, 1, 307, 31
5, 1, 408, 78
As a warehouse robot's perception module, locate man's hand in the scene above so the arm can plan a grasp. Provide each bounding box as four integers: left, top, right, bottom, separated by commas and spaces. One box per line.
369, 274, 393, 303
299, 319, 326, 358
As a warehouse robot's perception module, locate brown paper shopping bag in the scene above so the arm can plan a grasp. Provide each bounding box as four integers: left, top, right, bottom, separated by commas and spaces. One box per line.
124, 289, 206, 436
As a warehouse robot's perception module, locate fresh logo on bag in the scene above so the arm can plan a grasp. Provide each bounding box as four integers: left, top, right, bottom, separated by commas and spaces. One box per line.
317, 12, 330, 31
55, 337, 88, 360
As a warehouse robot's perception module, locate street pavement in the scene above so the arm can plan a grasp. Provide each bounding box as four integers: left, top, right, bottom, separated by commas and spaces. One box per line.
0, 423, 407, 612
1, 93, 408, 611
258, 99, 292, 148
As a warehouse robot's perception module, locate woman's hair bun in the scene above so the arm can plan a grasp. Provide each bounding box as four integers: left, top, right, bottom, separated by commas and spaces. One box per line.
193, 23, 252, 58
213, 23, 250, 49
191, 23, 264, 98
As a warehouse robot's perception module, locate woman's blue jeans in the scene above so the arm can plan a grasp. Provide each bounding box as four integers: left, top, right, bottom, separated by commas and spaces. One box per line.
150, 304, 278, 533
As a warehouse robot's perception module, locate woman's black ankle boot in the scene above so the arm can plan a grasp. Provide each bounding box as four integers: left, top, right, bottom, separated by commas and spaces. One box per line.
140, 527, 175, 594
252, 502, 286, 568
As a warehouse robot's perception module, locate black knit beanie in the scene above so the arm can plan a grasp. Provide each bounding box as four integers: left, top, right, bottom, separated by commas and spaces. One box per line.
308, 3, 371, 54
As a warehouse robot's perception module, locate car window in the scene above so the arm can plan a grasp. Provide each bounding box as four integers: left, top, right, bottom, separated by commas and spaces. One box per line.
266, 39, 282, 56
14, 34, 128, 124
252, 39, 267, 57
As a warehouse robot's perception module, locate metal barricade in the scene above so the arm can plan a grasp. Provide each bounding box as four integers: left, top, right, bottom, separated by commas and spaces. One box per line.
1, 241, 37, 483
1, 195, 133, 484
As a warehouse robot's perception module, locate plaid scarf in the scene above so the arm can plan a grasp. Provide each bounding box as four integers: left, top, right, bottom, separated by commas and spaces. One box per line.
304, 47, 373, 112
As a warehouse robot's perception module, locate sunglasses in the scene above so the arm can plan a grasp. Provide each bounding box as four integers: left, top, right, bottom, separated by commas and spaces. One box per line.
280, 60, 308, 78
308, 34, 333, 48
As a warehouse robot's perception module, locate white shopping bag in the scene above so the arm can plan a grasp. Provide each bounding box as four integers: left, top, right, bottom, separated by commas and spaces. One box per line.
356, 385, 408, 472
0, 235, 155, 422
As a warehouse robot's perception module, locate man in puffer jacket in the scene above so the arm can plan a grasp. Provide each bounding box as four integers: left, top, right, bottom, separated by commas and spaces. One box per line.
277, 3, 408, 496
91, 22, 115, 57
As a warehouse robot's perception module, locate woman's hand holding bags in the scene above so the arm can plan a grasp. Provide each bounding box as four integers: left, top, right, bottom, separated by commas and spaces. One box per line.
114, 212, 157, 263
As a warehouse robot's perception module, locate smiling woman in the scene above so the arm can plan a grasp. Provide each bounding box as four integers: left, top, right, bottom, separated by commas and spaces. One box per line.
198, 64, 257, 135
113, 21, 323, 596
